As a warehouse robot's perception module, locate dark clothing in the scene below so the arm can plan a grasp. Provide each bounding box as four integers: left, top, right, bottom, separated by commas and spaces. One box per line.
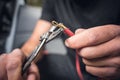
39, 0, 120, 80
41, 0, 120, 31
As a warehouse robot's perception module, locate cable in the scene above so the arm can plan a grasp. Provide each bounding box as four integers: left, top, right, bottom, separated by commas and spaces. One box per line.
52, 21, 84, 80
63, 27, 84, 80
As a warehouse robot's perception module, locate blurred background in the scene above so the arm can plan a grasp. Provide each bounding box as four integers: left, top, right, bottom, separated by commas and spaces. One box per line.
26, 0, 42, 6
0, 0, 43, 53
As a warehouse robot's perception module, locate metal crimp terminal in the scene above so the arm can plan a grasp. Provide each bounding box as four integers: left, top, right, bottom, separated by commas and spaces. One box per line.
40, 21, 64, 43
52, 21, 67, 29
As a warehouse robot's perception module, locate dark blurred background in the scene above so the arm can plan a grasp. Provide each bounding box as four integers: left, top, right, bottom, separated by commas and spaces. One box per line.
0, 0, 42, 53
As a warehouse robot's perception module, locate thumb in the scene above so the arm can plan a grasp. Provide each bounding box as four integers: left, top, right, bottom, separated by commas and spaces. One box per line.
65, 28, 85, 48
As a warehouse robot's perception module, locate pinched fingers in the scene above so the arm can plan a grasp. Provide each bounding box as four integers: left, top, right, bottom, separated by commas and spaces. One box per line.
65, 25, 120, 49
79, 36, 120, 78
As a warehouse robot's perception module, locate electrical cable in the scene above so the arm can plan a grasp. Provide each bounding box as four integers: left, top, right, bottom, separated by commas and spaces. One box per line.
63, 27, 84, 80
52, 21, 84, 80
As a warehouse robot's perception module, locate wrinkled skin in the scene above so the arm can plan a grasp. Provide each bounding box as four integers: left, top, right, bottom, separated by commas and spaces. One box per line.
0, 49, 40, 80
65, 25, 120, 79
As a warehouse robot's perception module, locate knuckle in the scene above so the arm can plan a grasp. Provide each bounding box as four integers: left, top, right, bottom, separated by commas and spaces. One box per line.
6, 59, 21, 70
86, 30, 98, 45
0, 54, 7, 58
105, 25, 120, 37
13, 49, 22, 53
11, 48, 25, 60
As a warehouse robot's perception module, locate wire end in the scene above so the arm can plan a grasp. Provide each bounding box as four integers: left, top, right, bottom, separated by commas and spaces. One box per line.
51, 21, 67, 29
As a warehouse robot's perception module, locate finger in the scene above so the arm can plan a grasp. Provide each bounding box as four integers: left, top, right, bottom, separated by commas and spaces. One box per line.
27, 74, 36, 80
65, 25, 120, 48
43, 50, 48, 55
27, 63, 40, 80
79, 36, 120, 59
0, 54, 8, 80
82, 56, 120, 67
75, 28, 85, 34
86, 66, 119, 78
6, 49, 25, 80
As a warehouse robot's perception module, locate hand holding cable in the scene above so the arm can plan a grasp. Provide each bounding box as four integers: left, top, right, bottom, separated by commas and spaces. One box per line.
23, 21, 84, 80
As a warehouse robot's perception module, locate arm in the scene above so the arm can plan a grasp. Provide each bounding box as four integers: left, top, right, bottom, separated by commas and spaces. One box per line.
21, 20, 51, 56
0, 20, 51, 80
22, 0, 56, 56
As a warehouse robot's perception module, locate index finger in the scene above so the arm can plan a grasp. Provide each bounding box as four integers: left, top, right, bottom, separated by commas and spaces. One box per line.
65, 25, 120, 49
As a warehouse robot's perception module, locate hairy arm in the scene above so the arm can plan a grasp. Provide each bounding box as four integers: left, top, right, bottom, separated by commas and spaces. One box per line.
21, 20, 51, 56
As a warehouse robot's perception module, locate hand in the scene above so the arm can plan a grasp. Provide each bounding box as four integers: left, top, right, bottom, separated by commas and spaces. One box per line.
0, 49, 40, 80
65, 25, 120, 79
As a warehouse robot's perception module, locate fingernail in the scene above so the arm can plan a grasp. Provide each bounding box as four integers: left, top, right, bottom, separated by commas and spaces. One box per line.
65, 40, 69, 47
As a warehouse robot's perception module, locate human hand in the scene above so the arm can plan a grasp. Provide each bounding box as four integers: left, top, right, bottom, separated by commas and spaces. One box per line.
65, 25, 120, 79
0, 49, 40, 80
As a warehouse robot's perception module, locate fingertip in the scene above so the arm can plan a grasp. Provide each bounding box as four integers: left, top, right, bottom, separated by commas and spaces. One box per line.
65, 37, 79, 49
27, 74, 36, 80
43, 50, 48, 55
12, 48, 21, 53
65, 33, 85, 49
27, 64, 40, 80
65, 39, 70, 47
